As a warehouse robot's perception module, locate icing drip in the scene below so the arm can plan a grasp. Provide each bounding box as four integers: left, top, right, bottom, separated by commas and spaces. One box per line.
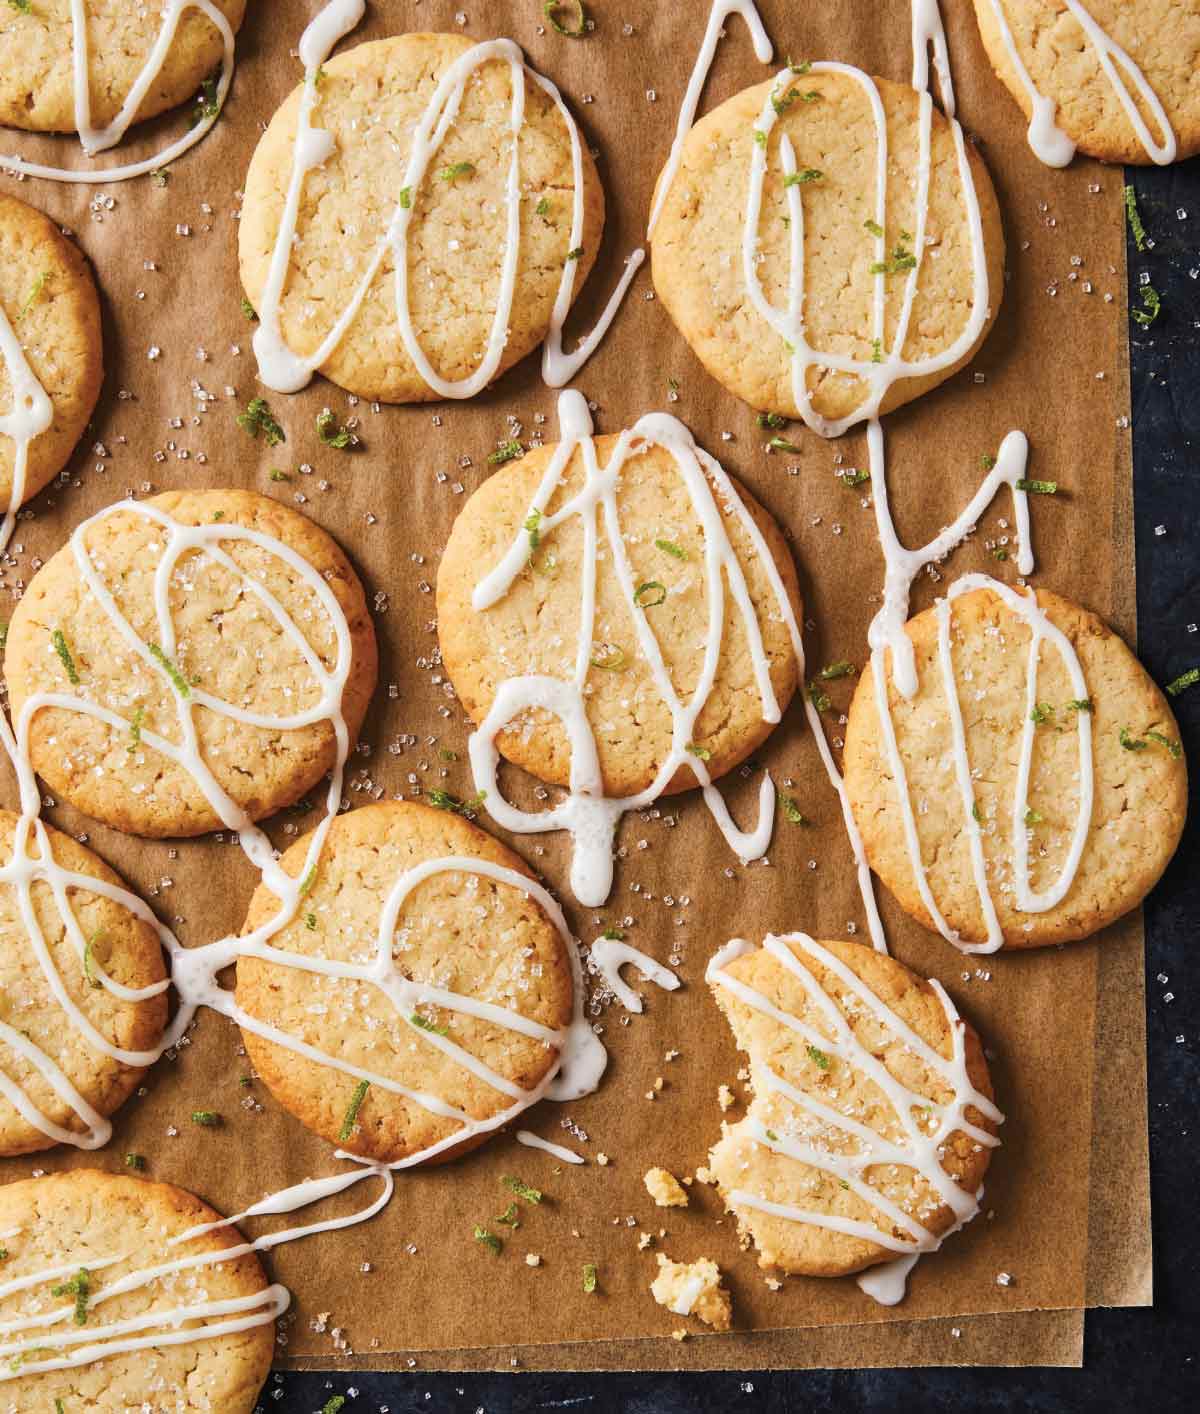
467, 389, 806, 908
252, 0, 639, 399
732, 0, 990, 439
516, 1129, 586, 1164
984, 0, 1176, 167
588, 938, 681, 1014
706, 932, 1002, 1303
0, 0, 237, 183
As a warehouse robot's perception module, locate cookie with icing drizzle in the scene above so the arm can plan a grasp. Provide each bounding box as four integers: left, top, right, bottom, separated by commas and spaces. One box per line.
971, 0, 1199, 167
238, 30, 606, 402
0, 809, 167, 1157
649, 64, 1004, 435
0, 192, 103, 535
0, 1169, 275, 1408
3, 488, 377, 838
844, 585, 1187, 951
436, 412, 804, 907
0, 0, 246, 135
706, 934, 1001, 1290
235, 800, 577, 1166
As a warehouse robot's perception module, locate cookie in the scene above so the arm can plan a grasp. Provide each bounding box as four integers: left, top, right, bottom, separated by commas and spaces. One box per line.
844, 586, 1188, 950
650, 67, 1004, 434
0, 192, 103, 521
706, 934, 1000, 1281
4, 488, 377, 838
0, 0, 247, 135
0, 1169, 275, 1410
971, 0, 1200, 166
235, 800, 575, 1166
238, 31, 605, 402
0, 809, 166, 1156
437, 432, 803, 801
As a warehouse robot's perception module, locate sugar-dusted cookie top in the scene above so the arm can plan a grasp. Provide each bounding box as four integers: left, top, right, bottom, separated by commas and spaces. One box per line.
0, 810, 167, 1156
972, 0, 1200, 166
844, 586, 1187, 950
0, 1170, 275, 1410
239, 31, 605, 403
707, 934, 1000, 1282
0, 0, 247, 134
0, 192, 103, 517
235, 800, 575, 1166
650, 68, 1004, 434
437, 433, 803, 799
4, 489, 377, 838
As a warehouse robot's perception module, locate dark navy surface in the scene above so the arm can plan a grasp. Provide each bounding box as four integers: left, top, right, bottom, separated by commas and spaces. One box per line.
258, 163, 1200, 1413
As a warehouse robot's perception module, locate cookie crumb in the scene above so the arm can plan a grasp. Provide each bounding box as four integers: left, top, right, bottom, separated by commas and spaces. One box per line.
526, 1253, 541, 1267
643, 1167, 689, 1208
596, 1152, 610, 1166
717, 1084, 735, 1111
651, 1253, 732, 1331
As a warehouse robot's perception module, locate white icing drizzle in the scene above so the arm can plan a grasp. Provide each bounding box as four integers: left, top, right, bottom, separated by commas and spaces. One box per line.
0, 1166, 393, 1381
467, 389, 807, 908
646, 0, 775, 239
252, 0, 639, 399
0, 491, 609, 1373
588, 937, 681, 1014
863, 420, 1094, 954
0, 0, 237, 184
984, 0, 1176, 167
516, 1128, 586, 1165
0, 295, 54, 558
706, 932, 1002, 1304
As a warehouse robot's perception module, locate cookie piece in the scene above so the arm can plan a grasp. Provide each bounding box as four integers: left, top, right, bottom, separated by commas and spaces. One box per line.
707, 934, 1000, 1280
4, 488, 377, 838
0, 0, 246, 135
650, 1253, 732, 1330
0, 192, 103, 518
437, 433, 802, 800
844, 586, 1187, 949
644, 1167, 689, 1208
0, 1170, 275, 1410
650, 68, 1004, 432
971, 0, 1200, 166
235, 800, 575, 1166
0, 810, 167, 1155
239, 32, 604, 402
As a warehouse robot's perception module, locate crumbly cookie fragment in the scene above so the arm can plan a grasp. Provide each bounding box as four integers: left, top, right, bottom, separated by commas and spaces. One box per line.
644, 1167, 689, 1208
650, 1253, 732, 1331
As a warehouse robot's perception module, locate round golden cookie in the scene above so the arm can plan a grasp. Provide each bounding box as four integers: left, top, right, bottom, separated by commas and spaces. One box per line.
708, 935, 998, 1279
3, 488, 377, 838
0, 810, 166, 1156
0, 0, 247, 134
650, 69, 1004, 428
0, 192, 103, 517
436, 435, 803, 799
0, 1170, 274, 1411
971, 0, 1200, 165
235, 800, 574, 1165
844, 587, 1188, 949
238, 32, 605, 403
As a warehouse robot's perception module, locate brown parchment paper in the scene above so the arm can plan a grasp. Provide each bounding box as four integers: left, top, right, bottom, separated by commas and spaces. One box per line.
0, 0, 1150, 1373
